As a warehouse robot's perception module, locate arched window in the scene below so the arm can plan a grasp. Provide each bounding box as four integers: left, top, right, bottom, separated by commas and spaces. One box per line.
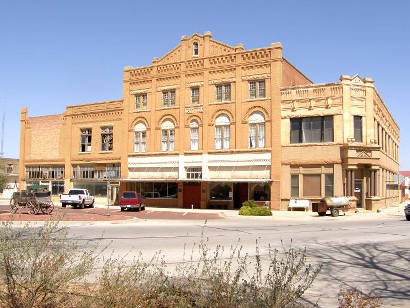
193, 42, 199, 56
249, 112, 265, 148
190, 120, 199, 150
134, 123, 146, 153
161, 120, 175, 151
215, 114, 230, 150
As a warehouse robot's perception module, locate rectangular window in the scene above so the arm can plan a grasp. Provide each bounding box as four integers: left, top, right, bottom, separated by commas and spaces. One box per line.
249, 81, 265, 99
290, 116, 334, 144
291, 174, 299, 197
6, 165, 13, 174
209, 183, 232, 201
186, 167, 202, 179
134, 131, 146, 153
325, 174, 334, 197
161, 129, 175, 151
303, 174, 321, 197
140, 182, 177, 199
162, 90, 176, 107
26, 166, 64, 180
354, 116, 362, 142
216, 84, 231, 102
80, 128, 92, 152
190, 127, 199, 150
101, 126, 113, 151
135, 94, 147, 110
191, 87, 199, 104
215, 126, 230, 150
249, 123, 265, 148
72, 164, 120, 179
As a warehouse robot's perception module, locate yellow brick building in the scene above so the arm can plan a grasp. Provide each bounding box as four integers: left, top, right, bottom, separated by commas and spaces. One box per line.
19, 32, 399, 211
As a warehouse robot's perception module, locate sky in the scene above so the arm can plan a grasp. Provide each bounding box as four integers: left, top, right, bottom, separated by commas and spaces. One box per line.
0, 0, 409, 167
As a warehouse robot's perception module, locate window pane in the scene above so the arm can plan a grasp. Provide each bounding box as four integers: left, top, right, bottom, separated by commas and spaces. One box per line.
258, 123, 265, 147
303, 174, 321, 196
249, 124, 256, 148
209, 183, 232, 200
354, 116, 362, 142
323, 116, 334, 142
311, 117, 322, 142
215, 126, 222, 149
325, 174, 334, 197
251, 183, 270, 201
223, 125, 230, 149
258, 81, 265, 97
290, 119, 301, 144
167, 183, 177, 198
249, 82, 256, 99
291, 174, 299, 197
301, 118, 312, 143
224, 84, 231, 101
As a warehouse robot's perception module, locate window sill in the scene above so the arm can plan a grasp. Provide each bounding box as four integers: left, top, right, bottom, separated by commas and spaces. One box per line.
208, 148, 271, 154
244, 97, 271, 102
99, 151, 113, 154
285, 142, 337, 147
128, 151, 179, 156
132, 109, 150, 113
78, 152, 91, 154
156, 106, 179, 111
209, 101, 234, 105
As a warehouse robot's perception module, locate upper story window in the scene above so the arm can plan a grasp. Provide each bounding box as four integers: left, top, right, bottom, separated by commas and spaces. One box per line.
191, 87, 199, 104
101, 126, 113, 151
215, 114, 230, 150
249, 112, 265, 148
290, 116, 333, 144
134, 123, 147, 153
190, 120, 199, 151
162, 90, 176, 107
80, 128, 92, 152
6, 164, 13, 174
26, 166, 65, 180
186, 167, 202, 179
354, 116, 363, 143
135, 94, 147, 110
161, 120, 175, 152
216, 84, 231, 102
193, 42, 198, 56
249, 80, 265, 99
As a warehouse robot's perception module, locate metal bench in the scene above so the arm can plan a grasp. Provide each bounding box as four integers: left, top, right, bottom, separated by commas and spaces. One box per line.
288, 199, 310, 211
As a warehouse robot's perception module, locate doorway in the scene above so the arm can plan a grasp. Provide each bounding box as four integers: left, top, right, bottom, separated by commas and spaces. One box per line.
233, 183, 248, 209
183, 182, 201, 209
354, 179, 363, 208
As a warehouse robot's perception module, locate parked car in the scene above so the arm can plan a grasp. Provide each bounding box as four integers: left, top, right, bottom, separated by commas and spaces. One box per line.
60, 189, 95, 209
119, 191, 145, 211
405, 203, 410, 221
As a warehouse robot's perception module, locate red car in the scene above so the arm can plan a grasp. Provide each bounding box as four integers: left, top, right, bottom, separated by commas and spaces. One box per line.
119, 191, 145, 211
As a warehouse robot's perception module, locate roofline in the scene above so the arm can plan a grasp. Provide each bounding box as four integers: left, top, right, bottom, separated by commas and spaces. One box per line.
66, 99, 123, 109
282, 57, 314, 84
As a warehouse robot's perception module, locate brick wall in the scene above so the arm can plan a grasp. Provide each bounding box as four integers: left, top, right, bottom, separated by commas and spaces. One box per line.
282, 58, 312, 87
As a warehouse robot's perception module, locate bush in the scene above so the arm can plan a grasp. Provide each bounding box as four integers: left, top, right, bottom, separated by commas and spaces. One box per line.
0, 220, 96, 308
338, 287, 382, 308
0, 220, 320, 308
239, 200, 272, 216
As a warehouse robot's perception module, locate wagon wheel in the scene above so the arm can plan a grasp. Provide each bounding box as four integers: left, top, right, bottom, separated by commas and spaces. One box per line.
330, 208, 339, 217
41, 201, 54, 215
28, 201, 40, 215
10, 198, 19, 214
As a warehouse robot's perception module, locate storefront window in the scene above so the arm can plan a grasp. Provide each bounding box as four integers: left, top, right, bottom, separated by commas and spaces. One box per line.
73, 182, 107, 197
134, 182, 177, 199
250, 183, 270, 201
51, 181, 64, 195
209, 183, 232, 201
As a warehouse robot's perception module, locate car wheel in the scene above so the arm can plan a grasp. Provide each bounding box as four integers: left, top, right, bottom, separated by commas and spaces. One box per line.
406, 214, 410, 221
89, 200, 95, 208
80, 201, 85, 209
120, 207, 124, 212
62, 203, 66, 208
318, 212, 326, 216
141, 206, 145, 211
330, 208, 339, 217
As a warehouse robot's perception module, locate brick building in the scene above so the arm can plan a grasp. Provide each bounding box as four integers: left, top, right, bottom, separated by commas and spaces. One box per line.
19, 32, 399, 211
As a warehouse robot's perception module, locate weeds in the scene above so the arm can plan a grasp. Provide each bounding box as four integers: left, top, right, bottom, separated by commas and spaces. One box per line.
338, 286, 382, 308
0, 220, 322, 308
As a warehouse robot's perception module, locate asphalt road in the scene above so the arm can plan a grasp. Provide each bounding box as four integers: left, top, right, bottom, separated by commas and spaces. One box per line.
1, 199, 408, 307
64, 212, 409, 308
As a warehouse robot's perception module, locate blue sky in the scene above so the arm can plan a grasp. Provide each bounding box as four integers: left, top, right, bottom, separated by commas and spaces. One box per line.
0, 0, 409, 167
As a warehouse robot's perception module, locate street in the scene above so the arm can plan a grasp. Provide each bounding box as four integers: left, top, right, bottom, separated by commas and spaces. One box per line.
65, 210, 409, 307
1, 200, 409, 307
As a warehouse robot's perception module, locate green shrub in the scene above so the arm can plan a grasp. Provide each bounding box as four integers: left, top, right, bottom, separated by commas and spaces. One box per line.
239, 201, 272, 216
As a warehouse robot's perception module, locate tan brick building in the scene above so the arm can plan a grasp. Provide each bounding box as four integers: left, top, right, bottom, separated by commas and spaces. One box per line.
19, 32, 399, 211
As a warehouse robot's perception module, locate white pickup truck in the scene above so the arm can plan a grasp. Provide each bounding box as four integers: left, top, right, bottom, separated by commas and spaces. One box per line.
60, 189, 95, 209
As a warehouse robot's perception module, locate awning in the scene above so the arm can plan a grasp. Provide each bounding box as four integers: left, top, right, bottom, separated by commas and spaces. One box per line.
120, 178, 276, 183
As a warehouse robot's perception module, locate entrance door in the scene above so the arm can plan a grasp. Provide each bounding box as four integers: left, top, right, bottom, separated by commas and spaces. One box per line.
354, 180, 363, 208
233, 183, 248, 209
183, 183, 201, 209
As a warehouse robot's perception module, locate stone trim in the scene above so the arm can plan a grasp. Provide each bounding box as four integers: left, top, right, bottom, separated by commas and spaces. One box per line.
241, 74, 270, 81
130, 89, 152, 94
209, 78, 236, 85
186, 81, 204, 88
157, 85, 180, 91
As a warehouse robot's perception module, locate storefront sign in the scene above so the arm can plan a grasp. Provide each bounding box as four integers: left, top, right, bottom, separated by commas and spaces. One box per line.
185, 107, 203, 114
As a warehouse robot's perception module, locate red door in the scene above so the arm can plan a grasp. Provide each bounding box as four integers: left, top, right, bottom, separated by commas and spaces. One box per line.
183, 183, 201, 209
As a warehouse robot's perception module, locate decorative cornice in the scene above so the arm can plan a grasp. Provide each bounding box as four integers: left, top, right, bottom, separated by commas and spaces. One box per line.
209, 78, 236, 85
157, 85, 180, 91
130, 89, 152, 94
242, 73, 270, 81
186, 81, 204, 88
